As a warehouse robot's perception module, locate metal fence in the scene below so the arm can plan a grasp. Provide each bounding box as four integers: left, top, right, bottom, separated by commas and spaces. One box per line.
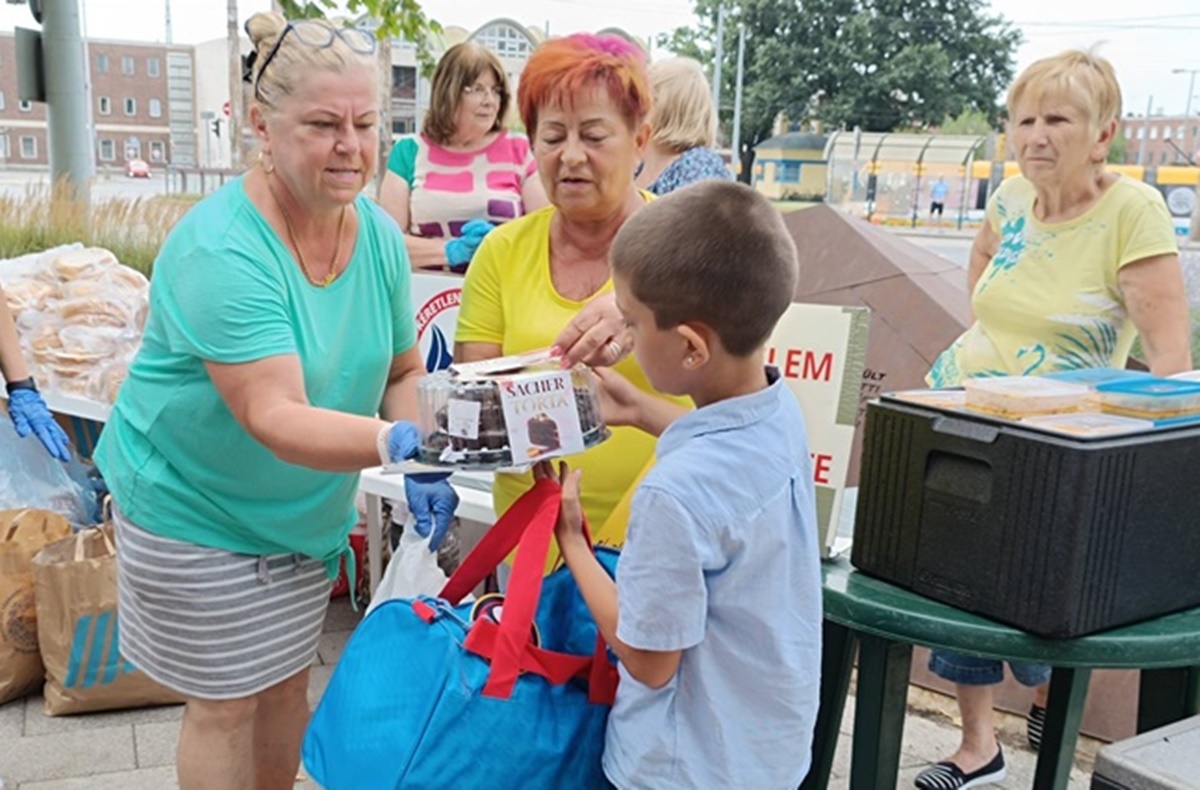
824, 131, 987, 230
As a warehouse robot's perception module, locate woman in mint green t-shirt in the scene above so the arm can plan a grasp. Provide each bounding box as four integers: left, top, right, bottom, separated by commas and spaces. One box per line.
92, 14, 457, 789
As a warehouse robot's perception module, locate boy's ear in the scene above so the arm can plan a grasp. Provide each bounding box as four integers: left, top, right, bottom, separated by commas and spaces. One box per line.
676, 321, 716, 369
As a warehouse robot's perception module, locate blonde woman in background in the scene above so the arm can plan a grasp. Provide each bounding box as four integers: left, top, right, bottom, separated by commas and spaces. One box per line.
635, 56, 732, 194
919, 49, 1190, 790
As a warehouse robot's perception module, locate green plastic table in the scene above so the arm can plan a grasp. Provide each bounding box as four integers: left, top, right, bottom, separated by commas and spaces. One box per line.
801, 558, 1200, 790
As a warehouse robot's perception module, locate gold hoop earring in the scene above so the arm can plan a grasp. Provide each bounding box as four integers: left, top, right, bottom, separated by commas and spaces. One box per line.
259, 151, 275, 174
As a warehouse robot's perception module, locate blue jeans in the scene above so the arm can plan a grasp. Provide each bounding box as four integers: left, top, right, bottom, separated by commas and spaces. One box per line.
929, 649, 1051, 687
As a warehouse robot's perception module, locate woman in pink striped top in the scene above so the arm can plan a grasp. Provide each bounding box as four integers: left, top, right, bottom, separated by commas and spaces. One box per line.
378, 43, 548, 272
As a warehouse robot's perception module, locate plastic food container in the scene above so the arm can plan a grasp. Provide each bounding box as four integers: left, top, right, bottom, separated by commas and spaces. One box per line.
1096, 378, 1200, 420
888, 389, 968, 409
1041, 368, 1154, 388
415, 350, 609, 469
962, 376, 1089, 419
1020, 412, 1155, 439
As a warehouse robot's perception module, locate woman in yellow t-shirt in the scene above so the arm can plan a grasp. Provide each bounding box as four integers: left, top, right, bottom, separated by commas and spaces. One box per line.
455, 34, 688, 550
918, 50, 1191, 790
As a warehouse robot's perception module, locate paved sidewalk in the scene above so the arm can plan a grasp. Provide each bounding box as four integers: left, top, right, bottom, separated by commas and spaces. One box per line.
0, 596, 1099, 789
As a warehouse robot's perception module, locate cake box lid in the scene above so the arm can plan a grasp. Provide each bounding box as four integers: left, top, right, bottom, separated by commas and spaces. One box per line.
1041, 368, 1154, 388
1094, 378, 1200, 398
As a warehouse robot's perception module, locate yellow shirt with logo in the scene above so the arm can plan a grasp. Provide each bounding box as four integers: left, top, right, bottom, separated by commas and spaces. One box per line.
456, 202, 689, 557
928, 175, 1179, 386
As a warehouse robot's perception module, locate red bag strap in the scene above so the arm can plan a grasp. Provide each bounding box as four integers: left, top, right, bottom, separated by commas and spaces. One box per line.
464, 618, 591, 684
588, 634, 618, 705
481, 477, 562, 699
438, 477, 560, 605
439, 475, 615, 702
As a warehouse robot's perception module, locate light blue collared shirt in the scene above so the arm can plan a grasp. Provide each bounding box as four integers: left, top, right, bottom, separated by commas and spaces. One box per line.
604, 368, 823, 789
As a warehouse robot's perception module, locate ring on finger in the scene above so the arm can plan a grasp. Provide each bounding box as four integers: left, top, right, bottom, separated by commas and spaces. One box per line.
606, 339, 623, 358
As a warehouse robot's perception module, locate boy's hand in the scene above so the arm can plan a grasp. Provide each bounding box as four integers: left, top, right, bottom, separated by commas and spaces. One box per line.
534, 461, 586, 551
593, 367, 645, 428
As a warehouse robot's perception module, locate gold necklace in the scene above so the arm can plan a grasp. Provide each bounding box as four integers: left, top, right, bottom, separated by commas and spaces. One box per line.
268, 178, 346, 288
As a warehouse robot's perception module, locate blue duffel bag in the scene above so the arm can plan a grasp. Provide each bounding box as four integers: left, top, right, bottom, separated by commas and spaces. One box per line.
302, 477, 619, 789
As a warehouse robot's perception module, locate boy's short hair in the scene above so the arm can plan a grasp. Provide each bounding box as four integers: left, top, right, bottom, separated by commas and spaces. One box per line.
611, 181, 798, 357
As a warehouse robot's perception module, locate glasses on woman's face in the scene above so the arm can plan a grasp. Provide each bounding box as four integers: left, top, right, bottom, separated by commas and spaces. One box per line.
254, 21, 377, 102
462, 84, 504, 102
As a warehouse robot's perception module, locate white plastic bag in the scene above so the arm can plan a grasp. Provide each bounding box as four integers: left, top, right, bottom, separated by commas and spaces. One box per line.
0, 419, 92, 527
367, 518, 452, 615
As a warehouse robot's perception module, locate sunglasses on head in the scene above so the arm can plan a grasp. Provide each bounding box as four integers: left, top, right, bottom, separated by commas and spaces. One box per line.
242, 20, 376, 102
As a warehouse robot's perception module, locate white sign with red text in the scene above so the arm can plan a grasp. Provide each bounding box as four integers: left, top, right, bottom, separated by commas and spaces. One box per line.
766, 303, 870, 557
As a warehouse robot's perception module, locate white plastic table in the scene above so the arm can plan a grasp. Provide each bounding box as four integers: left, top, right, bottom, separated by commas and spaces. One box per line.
357, 467, 496, 597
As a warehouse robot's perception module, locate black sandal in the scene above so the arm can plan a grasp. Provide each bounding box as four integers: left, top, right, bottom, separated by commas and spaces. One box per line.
914, 747, 1006, 790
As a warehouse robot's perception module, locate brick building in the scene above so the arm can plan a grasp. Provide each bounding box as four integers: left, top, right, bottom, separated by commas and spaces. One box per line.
1120, 114, 1200, 166
0, 33, 196, 171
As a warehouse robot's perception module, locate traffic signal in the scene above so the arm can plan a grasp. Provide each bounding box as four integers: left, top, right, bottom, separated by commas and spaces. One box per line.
211, 119, 222, 139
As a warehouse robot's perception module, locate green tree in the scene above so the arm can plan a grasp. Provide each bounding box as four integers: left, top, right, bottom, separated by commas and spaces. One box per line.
277, 0, 442, 185
660, 0, 1020, 178
1108, 131, 1127, 164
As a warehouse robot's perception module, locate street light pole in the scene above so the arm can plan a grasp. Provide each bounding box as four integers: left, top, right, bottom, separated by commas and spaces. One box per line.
1173, 68, 1200, 241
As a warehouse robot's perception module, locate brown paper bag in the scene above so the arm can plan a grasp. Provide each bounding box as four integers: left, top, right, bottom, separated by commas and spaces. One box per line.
0, 509, 72, 705
32, 524, 183, 715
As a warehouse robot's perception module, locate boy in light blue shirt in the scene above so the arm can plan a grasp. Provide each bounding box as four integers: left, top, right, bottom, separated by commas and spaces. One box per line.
542, 180, 822, 789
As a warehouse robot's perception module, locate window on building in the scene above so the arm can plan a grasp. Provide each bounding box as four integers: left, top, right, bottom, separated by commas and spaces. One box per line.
122, 56, 134, 76
98, 96, 112, 115
20, 136, 37, 159
1150, 127, 1158, 139
149, 140, 165, 162
473, 23, 534, 59
147, 58, 160, 78
97, 53, 109, 73
0, 91, 5, 111
0, 136, 9, 161
392, 66, 417, 100
149, 98, 162, 118
392, 119, 411, 136
18, 100, 32, 113
125, 138, 141, 159
124, 98, 136, 116
1164, 126, 1173, 140
1137, 127, 1145, 140
99, 139, 115, 161
780, 162, 802, 183
1162, 151, 1169, 164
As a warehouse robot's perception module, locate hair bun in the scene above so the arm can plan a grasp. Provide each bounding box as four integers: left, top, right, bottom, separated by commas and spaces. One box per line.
243, 11, 287, 50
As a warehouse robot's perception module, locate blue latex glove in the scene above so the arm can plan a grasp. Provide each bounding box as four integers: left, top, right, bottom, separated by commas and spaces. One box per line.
385, 421, 458, 551
405, 473, 459, 552
386, 421, 420, 464
8, 388, 71, 462
444, 220, 496, 270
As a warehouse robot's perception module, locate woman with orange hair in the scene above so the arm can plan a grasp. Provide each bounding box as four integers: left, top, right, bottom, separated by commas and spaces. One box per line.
455, 33, 688, 539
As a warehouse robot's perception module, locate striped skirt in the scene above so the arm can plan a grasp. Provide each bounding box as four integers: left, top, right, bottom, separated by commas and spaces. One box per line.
112, 506, 332, 700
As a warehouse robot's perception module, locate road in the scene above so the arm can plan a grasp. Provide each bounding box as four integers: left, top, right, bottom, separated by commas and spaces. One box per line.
902, 234, 971, 267
0, 168, 176, 202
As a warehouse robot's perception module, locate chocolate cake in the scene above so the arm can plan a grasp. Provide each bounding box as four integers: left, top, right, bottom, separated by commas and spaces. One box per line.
416, 360, 609, 468
527, 413, 561, 450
